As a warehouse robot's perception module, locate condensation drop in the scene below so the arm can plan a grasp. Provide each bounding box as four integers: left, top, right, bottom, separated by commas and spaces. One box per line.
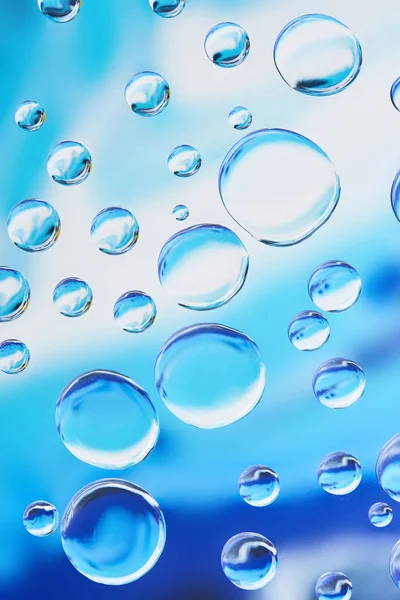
37, 0, 81, 22
172, 204, 189, 221
229, 106, 252, 130
376, 434, 400, 502
125, 71, 170, 117
56, 370, 159, 469
15, 100, 46, 131
90, 207, 139, 255
219, 129, 340, 246
167, 145, 201, 177
47, 141, 92, 186
61, 479, 166, 585
308, 261, 361, 312
0, 340, 30, 374
0, 267, 30, 322
288, 310, 330, 351
53, 278, 93, 317
149, 0, 185, 18
368, 502, 393, 528
221, 533, 278, 590
315, 572, 353, 600
317, 452, 362, 495
7, 199, 60, 252
238, 466, 280, 507
390, 77, 400, 112
205, 22, 250, 68
114, 291, 157, 333
313, 358, 365, 409
23, 501, 59, 537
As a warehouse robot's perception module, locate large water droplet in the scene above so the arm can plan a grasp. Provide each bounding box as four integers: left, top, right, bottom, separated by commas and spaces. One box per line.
376, 434, 400, 502
390, 540, 400, 588
238, 466, 280, 507
61, 479, 166, 585
125, 72, 170, 117
317, 452, 362, 495
37, 0, 81, 22
288, 310, 330, 351
149, 0, 185, 18
315, 572, 353, 600
158, 224, 249, 310
53, 278, 92, 317
7, 199, 60, 252
167, 145, 201, 177
15, 100, 46, 132
56, 370, 159, 469
308, 261, 361, 312
114, 291, 157, 333
0, 340, 30, 374
23, 501, 59, 537
205, 22, 250, 68
390, 77, 400, 112
0, 267, 30, 322
228, 106, 252, 130
391, 169, 400, 222
47, 141, 92, 186
90, 207, 139, 255
172, 204, 189, 221
274, 14, 362, 96
313, 358, 365, 409
155, 323, 266, 428
368, 502, 393, 528
219, 129, 340, 246
221, 533, 278, 590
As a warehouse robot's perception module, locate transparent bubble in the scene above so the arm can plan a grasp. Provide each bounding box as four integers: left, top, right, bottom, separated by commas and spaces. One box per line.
56, 370, 159, 469
288, 310, 330, 351
274, 14, 362, 96
221, 533, 278, 590
114, 291, 157, 333
155, 323, 266, 428
90, 207, 139, 255
390, 169, 400, 222
228, 106, 252, 130
149, 0, 185, 18
317, 452, 362, 495
376, 434, 400, 502
0, 267, 30, 322
125, 71, 170, 117
219, 129, 340, 246
238, 466, 280, 507
390, 540, 400, 588
15, 100, 46, 132
313, 358, 365, 409
47, 141, 92, 186
7, 199, 60, 253
205, 22, 250, 68
390, 77, 400, 112
158, 224, 249, 310
308, 261, 361, 312
167, 145, 201, 177
37, 0, 81, 22
23, 501, 59, 537
61, 479, 166, 585
368, 502, 393, 528
315, 572, 353, 600
172, 204, 189, 221
53, 277, 93, 317
0, 340, 30, 375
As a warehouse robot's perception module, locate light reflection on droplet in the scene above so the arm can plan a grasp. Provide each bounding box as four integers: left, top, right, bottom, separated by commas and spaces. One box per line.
205, 22, 250, 68
15, 100, 46, 131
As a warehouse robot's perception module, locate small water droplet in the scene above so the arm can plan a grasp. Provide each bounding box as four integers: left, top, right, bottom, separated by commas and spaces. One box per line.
90, 207, 139, 255
315, 572, 352, 600
238, 466, 280, 507
7, 199, 60, 252
390, 169, 400, 222
0, 267, 30, 322
391, 77, 400, 112
288, 310, 330, 351
167, 145, 201, 177
125, 71, 170, 117
172, 204, 189, 221
23, 501, 59, 537
228, 106, 252, 130
313, 358, 365, 408
53, 278, 93, 317
114, 291, 156, 333
368, 502, 393, 527
15, 101, 46, 131
308, 261, 361, 312
317, 452, 362, 495
221, 533, 278, 590
149, 0, 185, 18
376, 434, 400, 502
0, 339, 30, 374
37, 0, 81, 22
47, 141, 92, 186
205, 22, 250, 68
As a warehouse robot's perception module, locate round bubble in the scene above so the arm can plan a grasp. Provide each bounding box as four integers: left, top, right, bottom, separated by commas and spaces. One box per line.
274, 14, 362, 96
219, 129, 340, 246
308, 261, 361, 312
390, 169, 400, 222
47, 141, 92, 186
221, 533, 278, 589
167, 145, 201, 177
53, 278, 92, 317
313, 358, 365, 409
56, 370, 159, 469
125, 71, 170, 117
37, 0, 81, 22
172, 204, 189, 221
368, 502, 393, 528
205, 22, 250, 68
158, 224, 249, 310
15, 101, 46, 132
61, 479, 166, 585
376, 433, 400, 502
288, 310, 330, 351
317, 452, 362, 495
114, 291, 157, 334
23, 501, 59, 537
0, 267, 30, 322
155, 323, 266, 429
90, 207, 139, 255
238, 466, 280, 507
229, 106, 252, 130
0, 340, 30, 375
149, 0, 185, 18
390, 540, 400, 588
391, 77, 400, 112
315, 572, 352, 600
7, 199, 60, 253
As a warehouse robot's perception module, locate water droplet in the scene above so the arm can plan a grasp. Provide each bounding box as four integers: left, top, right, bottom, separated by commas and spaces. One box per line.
167, 145, 201, 177
53, 278, 93, 317
149, 0, 185, 18
391, 169, 400, 222
238, 466, 280, 507
376, 434, 400, 502
390, 540, 400, 588
0, 340, 30, 375
172, 204, 189, 221
221, 533, 278, 590
308, 261, 361, 312
228, 106, 252, 130
23, 501, 59, 537
274, 14, 362, 96
317, 452, 362, 495
37, 0, 81, 22
315, 572, 353, 600
205, 22, 250, 68
390, 77, 400, 111
61, 479, 166, 585
15, 101, 46, 132
7, 199, 60, 253
125, 71, 170, 117
288, 310, 330, 351
313, 358, 365, 409
158, 224, 249, 310
0, 267, 30, 322
155, 323, 266, 428
368, 502, 393, 527
219, 129, 340, 246
47, 141, 92, 186
90, 207, 139, 255
56, 370, 159, 469
114, 291, 157, 333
